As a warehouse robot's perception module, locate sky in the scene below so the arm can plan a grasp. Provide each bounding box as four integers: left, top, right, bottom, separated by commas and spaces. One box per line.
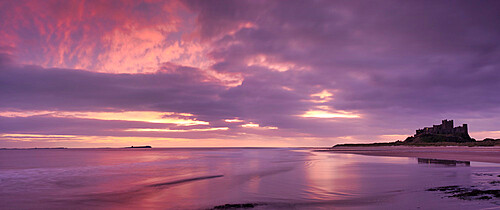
1, 0, 500, 148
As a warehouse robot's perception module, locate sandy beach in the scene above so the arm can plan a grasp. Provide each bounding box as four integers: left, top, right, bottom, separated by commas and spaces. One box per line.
328, 146, 500, 164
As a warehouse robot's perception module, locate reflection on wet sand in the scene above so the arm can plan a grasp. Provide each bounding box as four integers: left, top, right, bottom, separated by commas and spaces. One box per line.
1, 148, 498, 209
417, 158, 470, 166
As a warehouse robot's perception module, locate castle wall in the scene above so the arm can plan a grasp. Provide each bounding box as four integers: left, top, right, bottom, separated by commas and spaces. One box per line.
452, 124, 468, 135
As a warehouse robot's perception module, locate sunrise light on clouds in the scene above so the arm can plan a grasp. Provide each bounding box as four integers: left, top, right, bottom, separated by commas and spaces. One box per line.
1, 0, 500, 148
3, 2, 500, 210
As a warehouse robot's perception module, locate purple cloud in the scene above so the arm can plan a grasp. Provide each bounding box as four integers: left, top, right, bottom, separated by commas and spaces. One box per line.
2, 0, 500, 146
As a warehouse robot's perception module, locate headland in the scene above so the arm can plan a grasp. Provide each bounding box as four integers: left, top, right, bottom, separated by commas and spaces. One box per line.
328, 120, 500, 163
334, 119, 499, 147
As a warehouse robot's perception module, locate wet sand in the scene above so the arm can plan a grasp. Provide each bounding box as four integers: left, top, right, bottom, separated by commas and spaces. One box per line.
2, 148, 499, 209
328, 146, 500, 164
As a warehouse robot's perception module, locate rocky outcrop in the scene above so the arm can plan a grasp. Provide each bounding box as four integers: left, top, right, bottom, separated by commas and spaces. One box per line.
404, 133, 475, 143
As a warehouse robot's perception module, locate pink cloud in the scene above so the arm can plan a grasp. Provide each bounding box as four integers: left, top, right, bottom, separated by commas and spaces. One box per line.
0, 0, 210, 73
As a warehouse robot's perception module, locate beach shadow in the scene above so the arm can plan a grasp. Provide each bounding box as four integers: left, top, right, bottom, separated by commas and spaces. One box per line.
417, 158, 470, 166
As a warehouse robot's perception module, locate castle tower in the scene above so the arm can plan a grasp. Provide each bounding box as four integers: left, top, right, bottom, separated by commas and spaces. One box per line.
442, 119, 453, 130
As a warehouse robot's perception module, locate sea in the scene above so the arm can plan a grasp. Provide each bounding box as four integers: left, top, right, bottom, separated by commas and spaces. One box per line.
0, 148, 498, 209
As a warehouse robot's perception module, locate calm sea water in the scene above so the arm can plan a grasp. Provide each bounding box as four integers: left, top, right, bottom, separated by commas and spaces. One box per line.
0, 148, 498, 209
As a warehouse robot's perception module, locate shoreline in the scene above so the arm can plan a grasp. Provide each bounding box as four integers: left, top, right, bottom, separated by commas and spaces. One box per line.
325, 146, 500, 164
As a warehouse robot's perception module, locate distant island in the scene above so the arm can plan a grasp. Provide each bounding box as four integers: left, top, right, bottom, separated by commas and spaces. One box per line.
334, 120, 500, 147
126, 146, 152, 148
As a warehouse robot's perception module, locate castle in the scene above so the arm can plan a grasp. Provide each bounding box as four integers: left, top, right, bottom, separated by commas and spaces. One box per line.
415, 119, 470, 138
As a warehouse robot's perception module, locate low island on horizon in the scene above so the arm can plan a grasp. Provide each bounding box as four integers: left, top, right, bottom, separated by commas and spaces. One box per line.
126, 145, 152, 148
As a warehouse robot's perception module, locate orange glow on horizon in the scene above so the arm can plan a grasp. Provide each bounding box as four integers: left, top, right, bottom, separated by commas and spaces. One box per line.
0, 133, 319, 148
